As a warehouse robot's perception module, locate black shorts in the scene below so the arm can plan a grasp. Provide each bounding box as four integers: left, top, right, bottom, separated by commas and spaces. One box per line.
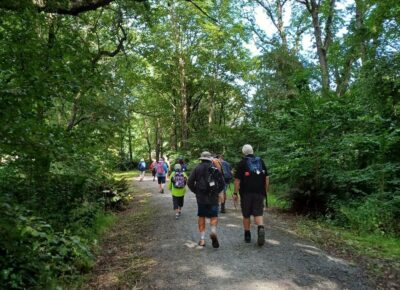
172, 196, 184, 209
240, 192, 265, 218
197, 204, 219, 218
157, 176, 166, 184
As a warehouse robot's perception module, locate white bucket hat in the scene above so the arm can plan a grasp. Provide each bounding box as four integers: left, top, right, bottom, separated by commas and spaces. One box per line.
242, 144, 254, 155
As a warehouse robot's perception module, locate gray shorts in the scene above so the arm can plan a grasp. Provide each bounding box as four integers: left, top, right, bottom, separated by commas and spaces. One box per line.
240, 192, 265, 218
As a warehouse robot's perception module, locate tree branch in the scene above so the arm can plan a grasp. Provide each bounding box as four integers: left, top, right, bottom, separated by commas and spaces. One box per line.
0, 0, 147, 15
92, 17, 127, 64
184, 0, 218, 24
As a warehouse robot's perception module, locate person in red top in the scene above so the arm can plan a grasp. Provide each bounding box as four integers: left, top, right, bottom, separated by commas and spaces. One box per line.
233, 144, 269, 246
149, 159, 157, 181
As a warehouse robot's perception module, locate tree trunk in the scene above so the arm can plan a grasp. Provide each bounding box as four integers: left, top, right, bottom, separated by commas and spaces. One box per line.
128, 124, 133, 164
298, 0, 335, 95
355, 0, 367, 64
155, 119, 161, 161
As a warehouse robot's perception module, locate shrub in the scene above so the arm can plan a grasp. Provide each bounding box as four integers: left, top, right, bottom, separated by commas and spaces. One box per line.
0, 200, 93, 289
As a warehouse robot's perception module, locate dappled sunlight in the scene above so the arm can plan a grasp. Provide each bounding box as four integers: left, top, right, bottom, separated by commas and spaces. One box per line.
303, 248, 323, 256
184, 240, 203, 249
225, 223, 241, 228
293, 243, 319, 250
266, 239, 280, 245
204, 265, 233, 279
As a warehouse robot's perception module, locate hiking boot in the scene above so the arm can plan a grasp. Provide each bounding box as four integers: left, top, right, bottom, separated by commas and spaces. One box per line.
220, 203, 226, 213
210, 233, 220, 248
257, 226, 265, 246
160, 189, 164, 194
244, 230, 251, 243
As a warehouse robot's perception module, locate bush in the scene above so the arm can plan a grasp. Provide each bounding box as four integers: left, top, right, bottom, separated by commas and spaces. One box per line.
334, 193, 400, 236
0, 200, 93, 289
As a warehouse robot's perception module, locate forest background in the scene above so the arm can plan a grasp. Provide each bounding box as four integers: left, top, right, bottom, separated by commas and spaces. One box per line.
0, 0, 399, 289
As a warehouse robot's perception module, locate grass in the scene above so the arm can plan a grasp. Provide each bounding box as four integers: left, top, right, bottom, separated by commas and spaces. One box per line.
83, 175, 156, 289
296, 219, 400, 260
113, 170, 138, 180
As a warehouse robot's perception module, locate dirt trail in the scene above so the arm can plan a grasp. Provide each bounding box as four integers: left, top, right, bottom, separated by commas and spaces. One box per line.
134, 175, 374, 290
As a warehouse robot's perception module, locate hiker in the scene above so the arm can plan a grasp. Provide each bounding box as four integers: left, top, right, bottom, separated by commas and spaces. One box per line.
168, 163, 188, 220
218, 154, 233, 213
177, 157, 187, 172
156, 158, 169, 193
150, 159, 157, 181
233, 144, 269, 246
188, 151, 225, 248
138, 159, 146, 182
163, 156, 172, 179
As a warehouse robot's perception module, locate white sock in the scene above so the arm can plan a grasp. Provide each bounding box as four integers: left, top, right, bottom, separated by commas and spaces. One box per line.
211, 226, 217, 234
200, 231, 205, 240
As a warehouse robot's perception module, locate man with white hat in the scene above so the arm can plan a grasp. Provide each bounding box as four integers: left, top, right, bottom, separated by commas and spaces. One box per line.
233, 144, 269, 246
188, 151, 225, 248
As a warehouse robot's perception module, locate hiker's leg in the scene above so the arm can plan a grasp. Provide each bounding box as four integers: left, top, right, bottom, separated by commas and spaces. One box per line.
198, 216, 206, 242
243, 217, 251, 230
255, 215, 265, 246
210, 216, 218, 232
173, 197, 179, 214
178, 197, 184, 213
254, 215, 264, 226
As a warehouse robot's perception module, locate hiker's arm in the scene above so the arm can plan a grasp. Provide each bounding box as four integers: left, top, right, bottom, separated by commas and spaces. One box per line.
187, 169, 196, 193
233, 178, 240, 201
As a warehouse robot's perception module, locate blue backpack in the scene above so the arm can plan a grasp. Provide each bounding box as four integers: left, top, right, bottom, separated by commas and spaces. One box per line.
246, 157, 264, 175
221, 160, 232, 182
138, 161, 146, 171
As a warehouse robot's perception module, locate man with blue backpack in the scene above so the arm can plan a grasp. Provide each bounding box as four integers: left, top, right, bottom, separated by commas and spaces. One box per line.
138, 159, 146, 182
233, 144, 270, 246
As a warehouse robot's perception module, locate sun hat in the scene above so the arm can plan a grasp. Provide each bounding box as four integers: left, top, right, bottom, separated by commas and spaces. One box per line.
242, 144, 254, 155
199, 151, 213, 161
174, 163, 182, 171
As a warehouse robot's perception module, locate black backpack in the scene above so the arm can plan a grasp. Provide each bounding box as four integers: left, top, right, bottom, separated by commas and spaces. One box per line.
207, 164, 225, 195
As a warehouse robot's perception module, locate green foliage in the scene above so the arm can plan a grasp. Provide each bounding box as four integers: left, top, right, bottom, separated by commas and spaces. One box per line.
0, 201, 93, 289
334, 193, 400, 236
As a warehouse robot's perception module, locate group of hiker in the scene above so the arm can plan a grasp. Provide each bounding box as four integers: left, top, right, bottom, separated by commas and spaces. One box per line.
137, 144, 269, 248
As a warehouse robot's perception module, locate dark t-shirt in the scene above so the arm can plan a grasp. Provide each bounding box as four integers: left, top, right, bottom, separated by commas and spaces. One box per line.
234, 154, 268, 195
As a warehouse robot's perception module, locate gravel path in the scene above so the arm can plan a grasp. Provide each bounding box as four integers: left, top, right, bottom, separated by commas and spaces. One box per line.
135, 175, 374, 290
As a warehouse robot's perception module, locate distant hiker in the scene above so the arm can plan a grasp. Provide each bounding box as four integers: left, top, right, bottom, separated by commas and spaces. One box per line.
188, 151, 225, 248
156, 158, 169, 193
168, 163, 188, 220
164, 156, 172, 178
138, 159, 146, 182
218, 154, 233, 213
233, 144, 269, 246
177, 157, 187, 172
150, 159, 157, 181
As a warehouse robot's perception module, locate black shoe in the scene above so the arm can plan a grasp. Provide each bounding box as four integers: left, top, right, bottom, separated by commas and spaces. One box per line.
244, 230, 251, 243
220, 203, 226, 213
257, 226, 265, 246
210, 233, 219, 248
